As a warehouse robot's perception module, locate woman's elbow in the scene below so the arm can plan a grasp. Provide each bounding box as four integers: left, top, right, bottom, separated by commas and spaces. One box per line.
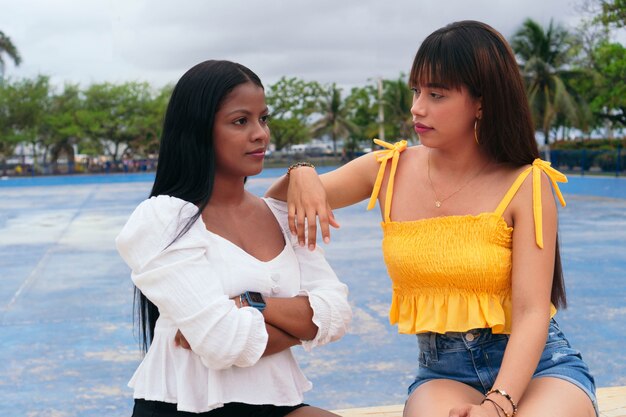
301, 323, 320, 341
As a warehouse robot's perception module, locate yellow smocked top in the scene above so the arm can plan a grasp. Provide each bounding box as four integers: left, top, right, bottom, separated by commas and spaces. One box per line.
367, 139, 568, 334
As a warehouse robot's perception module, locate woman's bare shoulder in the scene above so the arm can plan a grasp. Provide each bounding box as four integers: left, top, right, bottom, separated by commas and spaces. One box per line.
490, 161, 531, 182
403, 144, 427, 159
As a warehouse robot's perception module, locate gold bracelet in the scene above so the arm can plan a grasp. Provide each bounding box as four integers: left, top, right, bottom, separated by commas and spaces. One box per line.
286, 161, 315, 177
481, 398, 507, 417
486, 389, 518, 416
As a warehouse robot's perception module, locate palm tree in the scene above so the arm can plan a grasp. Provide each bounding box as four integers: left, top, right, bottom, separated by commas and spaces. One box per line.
0, 31, 22, 82
511, 19, 582, 143
383, 76, 415, 143
311, 83, 358, 156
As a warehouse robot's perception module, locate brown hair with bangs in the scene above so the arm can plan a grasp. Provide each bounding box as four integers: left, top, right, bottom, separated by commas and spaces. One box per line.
410, 20, 566, 309
410, 20, 538, 165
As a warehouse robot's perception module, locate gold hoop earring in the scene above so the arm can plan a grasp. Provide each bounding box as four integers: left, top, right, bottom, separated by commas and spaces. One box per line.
474, 119, 480, 145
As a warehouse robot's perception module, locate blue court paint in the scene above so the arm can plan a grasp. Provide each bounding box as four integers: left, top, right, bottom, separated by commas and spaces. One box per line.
0, 174, 624, 416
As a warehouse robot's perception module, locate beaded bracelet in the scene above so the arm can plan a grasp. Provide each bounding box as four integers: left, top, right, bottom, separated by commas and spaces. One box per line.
286, 161, 315, 177
486, 388, 518, 416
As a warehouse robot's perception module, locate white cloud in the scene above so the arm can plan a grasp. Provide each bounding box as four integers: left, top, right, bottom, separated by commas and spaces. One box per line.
0, 0, 590, 88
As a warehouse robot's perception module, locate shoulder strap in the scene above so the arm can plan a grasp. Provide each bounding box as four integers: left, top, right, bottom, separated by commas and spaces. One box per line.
494, 159, 567, 248
494, 166, 533, 217
366, 139, 408, 223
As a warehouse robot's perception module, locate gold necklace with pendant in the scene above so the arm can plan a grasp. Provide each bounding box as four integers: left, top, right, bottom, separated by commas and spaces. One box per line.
427, 150, 490, 208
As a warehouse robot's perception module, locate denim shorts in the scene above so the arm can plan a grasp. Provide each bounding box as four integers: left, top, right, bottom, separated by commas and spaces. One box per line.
408, 319, 597, 415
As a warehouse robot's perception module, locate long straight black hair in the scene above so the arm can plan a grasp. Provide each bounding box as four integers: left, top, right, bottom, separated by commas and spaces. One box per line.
409, 21, 566, 309
136, 60, 264, 351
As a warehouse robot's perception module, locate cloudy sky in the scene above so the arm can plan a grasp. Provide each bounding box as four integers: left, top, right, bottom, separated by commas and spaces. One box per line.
0, 0, 594, 89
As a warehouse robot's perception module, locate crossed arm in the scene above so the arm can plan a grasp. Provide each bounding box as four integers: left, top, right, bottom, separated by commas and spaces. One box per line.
117, 196, 336, 369
177, 295, 318, 356
172, 199, 352, 361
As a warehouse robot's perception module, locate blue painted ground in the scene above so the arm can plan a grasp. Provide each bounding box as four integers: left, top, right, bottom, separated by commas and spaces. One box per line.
0, 172, 625, 416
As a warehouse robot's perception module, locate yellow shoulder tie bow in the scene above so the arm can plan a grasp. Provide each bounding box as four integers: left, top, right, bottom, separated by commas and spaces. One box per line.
530, 159, 567, 248
366, 139, 408, 222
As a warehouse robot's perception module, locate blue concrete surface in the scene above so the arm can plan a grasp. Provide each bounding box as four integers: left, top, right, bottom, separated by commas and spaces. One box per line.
1, 174, 625, 416
0, 167, 338, 188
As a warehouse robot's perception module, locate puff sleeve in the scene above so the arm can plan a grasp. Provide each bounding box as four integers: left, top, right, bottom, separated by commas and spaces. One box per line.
115, 196, 268, 369
264, 198, 352, 351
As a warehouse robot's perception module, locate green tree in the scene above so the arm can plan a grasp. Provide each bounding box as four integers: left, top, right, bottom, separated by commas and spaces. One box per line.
311, 83, 358, 155
512, 19, 583, 143
267, 117, 310, 152
382, 75, 415, 143
123, 83, 172, 159
0, 76, 50, 172
343, 84, 379, 154
78, 82, 157, 165
0, 31, 22, 82
0, 80, 21, 174
597, 0, 626, 27
265, 77, 323, 150
589, 42, 626, 128
41, 84, 83, 172
345, 84, 378, 137
573, 4, 626, 134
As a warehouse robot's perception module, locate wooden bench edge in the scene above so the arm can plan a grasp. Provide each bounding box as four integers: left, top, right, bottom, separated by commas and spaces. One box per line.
331, 385, 626, 417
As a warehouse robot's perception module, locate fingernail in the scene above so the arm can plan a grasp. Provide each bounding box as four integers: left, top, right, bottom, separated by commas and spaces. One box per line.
299, 241, 305, 247
309, 244, 315, 251
323, 236, 330, 244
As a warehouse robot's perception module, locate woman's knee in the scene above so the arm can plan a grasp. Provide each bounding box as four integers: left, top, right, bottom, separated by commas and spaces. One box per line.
517, 377, 596, 417
404, 379, 483, 417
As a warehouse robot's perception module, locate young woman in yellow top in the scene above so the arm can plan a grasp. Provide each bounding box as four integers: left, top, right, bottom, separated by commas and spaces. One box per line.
267, 21, 597, 417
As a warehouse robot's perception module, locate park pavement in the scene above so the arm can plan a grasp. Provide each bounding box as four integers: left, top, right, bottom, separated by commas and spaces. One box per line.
0, 176, 625, 416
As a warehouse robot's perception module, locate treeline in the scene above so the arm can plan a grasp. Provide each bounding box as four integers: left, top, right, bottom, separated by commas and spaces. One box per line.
0, 4, 624, 174
0, 80, 170, 172
0, 75, 416, 172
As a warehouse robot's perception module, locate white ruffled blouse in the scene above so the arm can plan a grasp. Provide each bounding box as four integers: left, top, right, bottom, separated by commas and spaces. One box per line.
116, 196, 351, 413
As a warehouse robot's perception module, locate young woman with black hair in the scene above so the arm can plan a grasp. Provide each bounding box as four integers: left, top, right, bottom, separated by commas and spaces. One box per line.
267, 21, 597, 417
116, 60, 351, 417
